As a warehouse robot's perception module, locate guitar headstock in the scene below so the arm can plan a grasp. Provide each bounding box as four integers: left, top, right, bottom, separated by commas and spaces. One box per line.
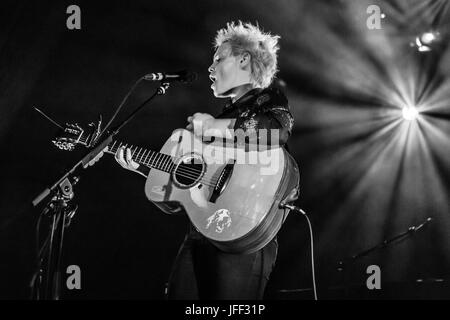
52, 123, 86, 151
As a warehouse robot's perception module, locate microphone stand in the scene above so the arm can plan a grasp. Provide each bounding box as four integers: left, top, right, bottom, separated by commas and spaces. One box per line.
30, 81, 171, 300
336, 217, 433, 298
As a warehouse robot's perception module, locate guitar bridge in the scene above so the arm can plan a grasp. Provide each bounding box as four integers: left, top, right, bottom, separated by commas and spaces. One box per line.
209, 160, 235, 203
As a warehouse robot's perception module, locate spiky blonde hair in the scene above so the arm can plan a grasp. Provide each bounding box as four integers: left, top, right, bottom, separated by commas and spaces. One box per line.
214, 21, 280, 89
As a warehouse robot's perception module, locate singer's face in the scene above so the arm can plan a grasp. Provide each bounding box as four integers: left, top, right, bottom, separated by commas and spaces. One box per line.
208, 43, 242, 98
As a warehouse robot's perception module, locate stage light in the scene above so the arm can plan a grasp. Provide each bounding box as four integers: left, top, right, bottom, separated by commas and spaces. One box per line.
417, 45, 431, 52
402, 106, 419, 121
420, 31, 437, 45
411, 31, 441, 52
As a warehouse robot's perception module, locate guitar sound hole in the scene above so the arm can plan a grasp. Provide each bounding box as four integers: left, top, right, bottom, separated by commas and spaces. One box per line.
173, 155, 205, 188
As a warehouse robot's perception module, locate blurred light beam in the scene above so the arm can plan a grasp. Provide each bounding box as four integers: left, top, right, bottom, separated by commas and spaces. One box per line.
402, 106, 419, 120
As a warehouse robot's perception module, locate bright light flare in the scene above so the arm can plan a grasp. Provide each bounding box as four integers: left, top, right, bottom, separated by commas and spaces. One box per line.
420, 31, 437, 44
402, 106, 419, 121
412, 31, 441, 52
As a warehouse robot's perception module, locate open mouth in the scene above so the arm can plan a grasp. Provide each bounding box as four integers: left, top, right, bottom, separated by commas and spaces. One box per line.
209, 74, 216, 83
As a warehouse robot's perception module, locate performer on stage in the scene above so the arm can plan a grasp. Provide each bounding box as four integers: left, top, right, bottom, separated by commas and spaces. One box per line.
106, 21, 297, 299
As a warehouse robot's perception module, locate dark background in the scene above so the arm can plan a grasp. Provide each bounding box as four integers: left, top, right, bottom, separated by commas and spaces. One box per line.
1, 0, 449, 299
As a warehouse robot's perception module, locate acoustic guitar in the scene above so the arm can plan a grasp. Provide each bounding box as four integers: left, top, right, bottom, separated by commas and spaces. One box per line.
54, 124, 299, 254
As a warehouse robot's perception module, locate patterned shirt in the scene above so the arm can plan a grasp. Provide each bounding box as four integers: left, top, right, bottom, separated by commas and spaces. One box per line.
216, 87, 294, 148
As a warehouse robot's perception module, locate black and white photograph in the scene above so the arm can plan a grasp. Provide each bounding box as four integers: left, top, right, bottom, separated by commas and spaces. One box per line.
0, 0, 449, 307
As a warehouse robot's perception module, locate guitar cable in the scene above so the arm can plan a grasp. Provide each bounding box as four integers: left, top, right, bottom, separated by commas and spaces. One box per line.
280, 203, 318, 300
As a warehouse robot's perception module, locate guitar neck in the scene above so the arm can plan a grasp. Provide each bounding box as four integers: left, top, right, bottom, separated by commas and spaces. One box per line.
80, 132, 175, 173
105, 140, 175, 173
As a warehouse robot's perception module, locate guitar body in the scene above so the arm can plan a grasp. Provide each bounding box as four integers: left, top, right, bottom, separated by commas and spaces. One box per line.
144, 129, 299, 254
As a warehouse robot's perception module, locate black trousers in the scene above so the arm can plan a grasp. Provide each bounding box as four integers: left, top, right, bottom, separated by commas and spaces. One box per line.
166, 227, 278, 300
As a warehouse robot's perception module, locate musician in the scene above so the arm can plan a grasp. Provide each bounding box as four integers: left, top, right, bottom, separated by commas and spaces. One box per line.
99, 21, 296, 299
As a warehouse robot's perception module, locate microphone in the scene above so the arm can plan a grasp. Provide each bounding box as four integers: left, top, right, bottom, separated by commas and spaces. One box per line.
143, 70, 198, 83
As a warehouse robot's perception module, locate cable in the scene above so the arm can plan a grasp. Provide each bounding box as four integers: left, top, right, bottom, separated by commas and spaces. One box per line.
302, 212, 317, 301
30, 211, 43, 299
280, 203, 318, 300
97, 76, 146, 141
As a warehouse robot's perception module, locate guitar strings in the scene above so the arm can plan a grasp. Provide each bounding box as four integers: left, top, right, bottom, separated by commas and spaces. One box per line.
107, 147, 221, 187
80, 136, 218, 181
105, 141, 221, 183
81, 137, 229, 187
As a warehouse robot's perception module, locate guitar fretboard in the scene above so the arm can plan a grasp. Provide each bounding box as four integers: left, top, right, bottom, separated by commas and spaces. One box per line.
80, 133, 175, 173
106, 140, 175, 173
